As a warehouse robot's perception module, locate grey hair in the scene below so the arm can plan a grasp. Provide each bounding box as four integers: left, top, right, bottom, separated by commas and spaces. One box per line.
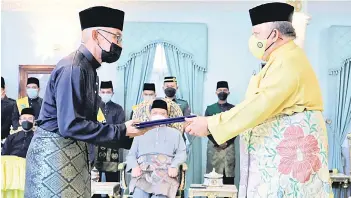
270, 21, 296, 39
81, 27, 106, 43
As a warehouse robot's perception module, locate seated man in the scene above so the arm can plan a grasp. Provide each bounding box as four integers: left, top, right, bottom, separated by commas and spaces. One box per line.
1, 108, 35, 158
127, 99, 186, 198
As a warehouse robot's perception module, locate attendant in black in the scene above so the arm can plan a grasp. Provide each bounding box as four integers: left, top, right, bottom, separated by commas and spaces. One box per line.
92, 81, 130, 198
24, 6, 149, 197
205, 81, 236, 185
1, 77, 19, 140
99, 81, 125, 125
16, 77, 43, 119
2, 108, 35, 158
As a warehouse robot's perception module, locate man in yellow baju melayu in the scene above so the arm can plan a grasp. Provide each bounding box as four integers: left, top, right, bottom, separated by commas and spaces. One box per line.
185, 2, 333, 197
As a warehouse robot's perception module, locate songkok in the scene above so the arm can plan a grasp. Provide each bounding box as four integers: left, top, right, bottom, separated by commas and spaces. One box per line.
27, 77, 40, 87
151, 99, 168, 111
79, 6, 125, 30
249, 2, 294, 26
100, 81, 113, 89
164, 76, 177, 83
143, 83, 155, 91
217, 81, 229, 90
1, 77, 4, 88
21, 108, 34, 116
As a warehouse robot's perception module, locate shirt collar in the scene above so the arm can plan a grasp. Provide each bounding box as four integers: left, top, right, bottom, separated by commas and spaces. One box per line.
79, 44, 101, 70
218, 102, 228, 106
260, 40, 297, 76
268, 40, 297, 61
29, 97, 39, 101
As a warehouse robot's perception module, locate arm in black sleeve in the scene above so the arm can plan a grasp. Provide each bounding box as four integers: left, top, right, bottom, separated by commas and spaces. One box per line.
205, 107, 219, 146
55, 66, 127, 147
1, 136, 12, 155
11, 103, 19, 130
115, 106, 133, 149
116, 106, 126, 124
130, 111, 134, 120
225, 105, 236, 146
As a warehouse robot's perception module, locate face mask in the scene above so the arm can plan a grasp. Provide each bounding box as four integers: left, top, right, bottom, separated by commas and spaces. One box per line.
27, 88, 38, 99
100, 93, 112, 103
150, 114, 166, 121
98, 32, 122, 63
144, 95, 155, 102
218, 92, 228, 101
164, 88, 176, 98
248, 30, 276, 60
22, 121, 33, 131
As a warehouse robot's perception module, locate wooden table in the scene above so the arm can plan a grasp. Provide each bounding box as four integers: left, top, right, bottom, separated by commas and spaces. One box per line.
91, 182, 120, 198
189, 184, 237, 198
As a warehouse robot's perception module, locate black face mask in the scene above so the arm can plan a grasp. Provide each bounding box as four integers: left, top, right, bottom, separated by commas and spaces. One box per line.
165, 88, 176, 98
22, 121, 33, 131
218, 92, 228, 101
98, 32, 122, 63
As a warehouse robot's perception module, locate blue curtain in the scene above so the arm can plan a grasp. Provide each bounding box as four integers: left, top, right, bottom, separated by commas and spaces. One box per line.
116, 43, 157, 117
332, 58, 351, 172
163, 42, 206, 190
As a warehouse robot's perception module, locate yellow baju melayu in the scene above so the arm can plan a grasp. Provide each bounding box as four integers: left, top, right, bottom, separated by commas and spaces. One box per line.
208, 41, 333, 197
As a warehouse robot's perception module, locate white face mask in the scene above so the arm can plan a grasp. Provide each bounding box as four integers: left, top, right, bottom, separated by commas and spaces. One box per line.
26, 88, 39, 99
144, 95, 155, 102
100, 93, 113, 103
150, 114, 166, 121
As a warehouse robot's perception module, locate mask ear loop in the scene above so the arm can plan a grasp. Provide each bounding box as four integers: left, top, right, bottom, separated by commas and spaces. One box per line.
265, 29, 284, 52
96, 31, 113, 51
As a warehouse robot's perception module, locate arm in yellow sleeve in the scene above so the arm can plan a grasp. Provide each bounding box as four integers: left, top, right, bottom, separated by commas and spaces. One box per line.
208, 64, 299, 144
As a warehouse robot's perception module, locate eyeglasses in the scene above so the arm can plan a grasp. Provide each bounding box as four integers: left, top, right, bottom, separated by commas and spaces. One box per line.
97, 29, 123, 44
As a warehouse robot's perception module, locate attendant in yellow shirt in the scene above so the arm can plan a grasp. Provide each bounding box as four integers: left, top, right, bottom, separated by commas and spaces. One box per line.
185, 2, 332, 197
16, 77, 43, 119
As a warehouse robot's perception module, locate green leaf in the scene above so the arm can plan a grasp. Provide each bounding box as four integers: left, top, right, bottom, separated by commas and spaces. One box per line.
273, 127, 279, 134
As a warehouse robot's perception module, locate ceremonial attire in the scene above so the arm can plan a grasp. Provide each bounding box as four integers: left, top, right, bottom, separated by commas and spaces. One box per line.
24, 45, 130, 198
207, 41, 332, 197
173, 98, 191, 116
16, 97, 43, 119
94, 100, 130, 181
1, 130, 34, 158
127, 127, 186, 198
205, 102, 235, 184
1, 96, 19, 139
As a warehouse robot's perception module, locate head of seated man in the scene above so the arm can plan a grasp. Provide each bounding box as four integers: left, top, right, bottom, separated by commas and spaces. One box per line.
1, 108, 35, 158
149, 99, 169, 121
20, 108, 35, 131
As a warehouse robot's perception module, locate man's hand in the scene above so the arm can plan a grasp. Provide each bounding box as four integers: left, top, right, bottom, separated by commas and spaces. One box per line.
184, 116, 209, 137
132, 166, 142, 178
125, 120, 151, 137
168, 167, 178, 178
